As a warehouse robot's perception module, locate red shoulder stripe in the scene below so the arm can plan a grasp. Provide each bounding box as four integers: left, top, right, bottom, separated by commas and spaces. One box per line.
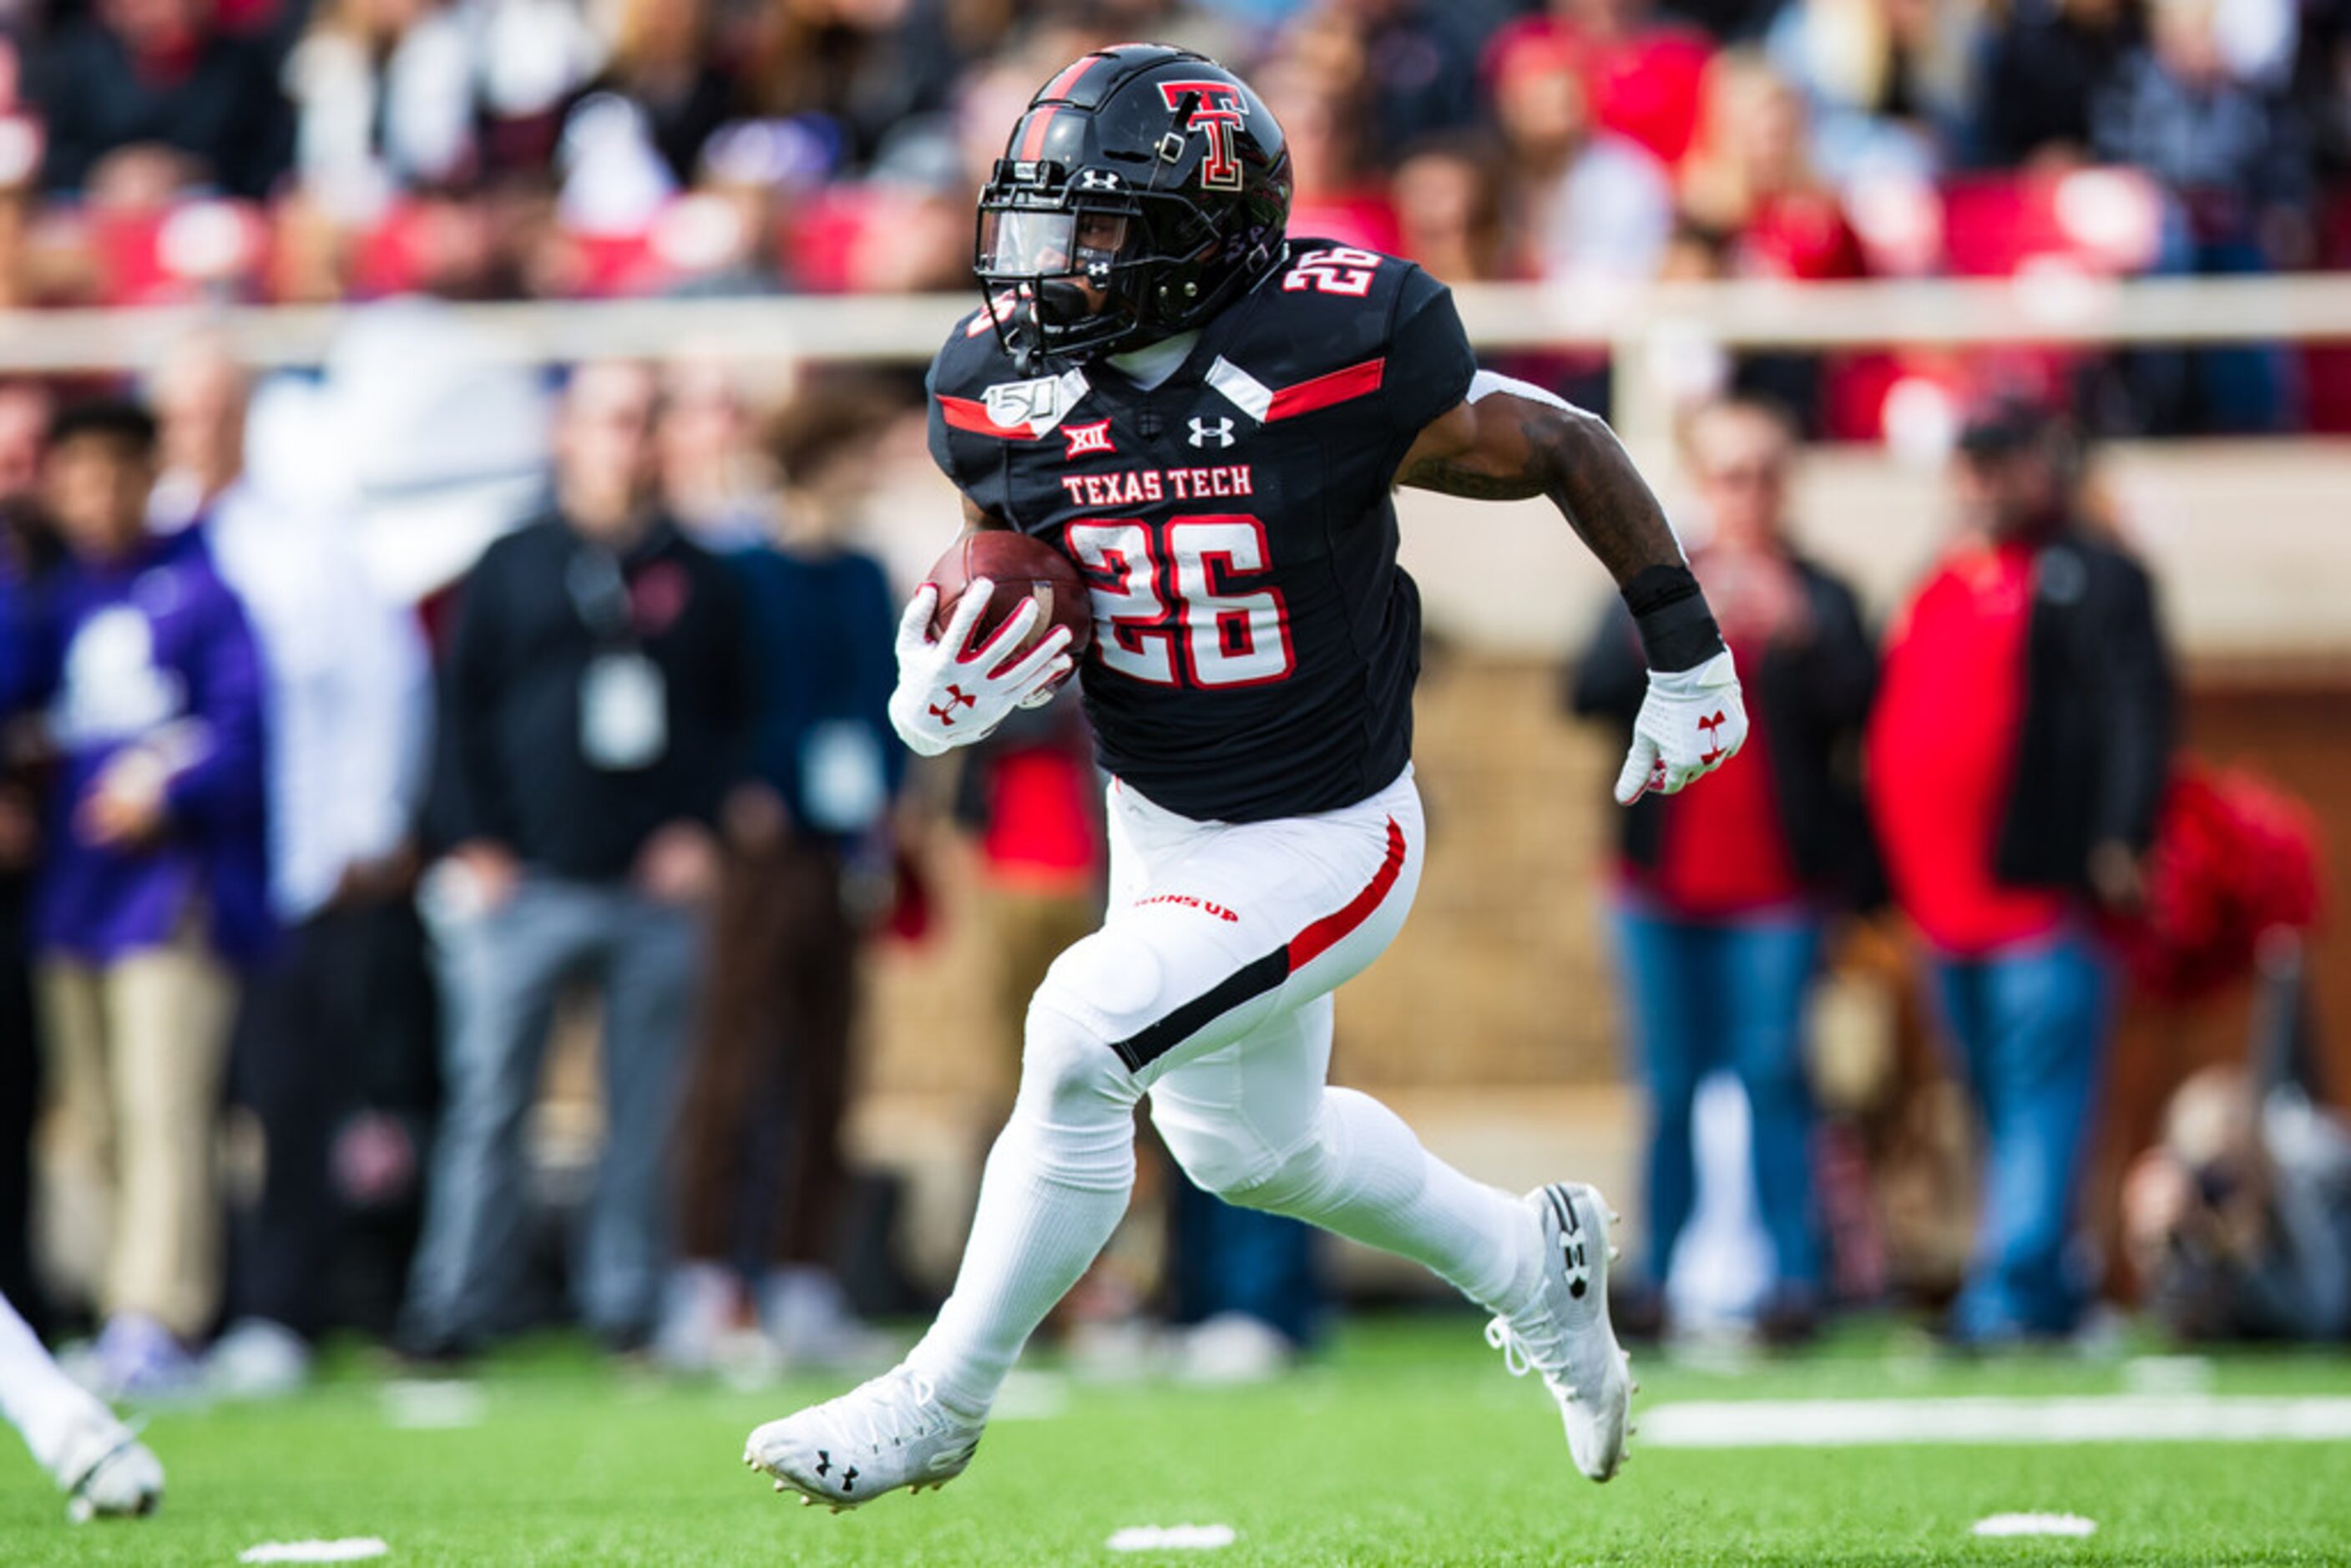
938, 394, 1038, 440
1265, 357, 1387, 422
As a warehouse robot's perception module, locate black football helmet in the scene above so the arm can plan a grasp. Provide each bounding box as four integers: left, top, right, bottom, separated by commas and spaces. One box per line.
974, 44, 1292, 372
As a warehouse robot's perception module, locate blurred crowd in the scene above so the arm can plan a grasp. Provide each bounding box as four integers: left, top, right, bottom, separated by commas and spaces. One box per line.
1570, 391, 2348, 1351
0, 331, 2343, 1404
3, 0, 2351, 432
0, 313, 1373, 1398
0, 342, 920, 1395
0, 0, 2347, 1394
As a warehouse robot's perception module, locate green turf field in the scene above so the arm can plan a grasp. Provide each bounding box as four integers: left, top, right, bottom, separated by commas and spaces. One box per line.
5, 1317, 2348, 1565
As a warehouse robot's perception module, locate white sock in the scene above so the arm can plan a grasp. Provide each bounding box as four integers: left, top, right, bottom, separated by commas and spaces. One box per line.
905, 1008, 1137, 1418
1230, 1088, 1543, 1318
0, 1292, 107, 1477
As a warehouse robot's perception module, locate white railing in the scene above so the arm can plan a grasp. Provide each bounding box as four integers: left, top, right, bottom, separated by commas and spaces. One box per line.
9, 273, 2351, 443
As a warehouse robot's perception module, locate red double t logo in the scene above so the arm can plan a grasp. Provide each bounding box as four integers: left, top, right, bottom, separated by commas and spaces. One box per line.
1157, 81, 1248, 191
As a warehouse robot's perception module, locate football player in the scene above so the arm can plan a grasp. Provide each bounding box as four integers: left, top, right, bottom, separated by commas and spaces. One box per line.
746, 44, 1745, 1507
0, 1292, 162, 1520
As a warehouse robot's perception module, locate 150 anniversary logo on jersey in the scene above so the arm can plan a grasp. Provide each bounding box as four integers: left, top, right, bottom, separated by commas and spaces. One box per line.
984, 377, 1063, 430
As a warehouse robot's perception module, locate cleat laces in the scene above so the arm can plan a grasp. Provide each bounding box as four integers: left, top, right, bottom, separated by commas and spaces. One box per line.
829, 1371, 952, 1454
1484, 1314, 1576, 1399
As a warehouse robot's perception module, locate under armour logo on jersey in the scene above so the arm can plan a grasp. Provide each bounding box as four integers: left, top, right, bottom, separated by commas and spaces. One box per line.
1188, 417, 1236, 449
1064, 419, 1115, 458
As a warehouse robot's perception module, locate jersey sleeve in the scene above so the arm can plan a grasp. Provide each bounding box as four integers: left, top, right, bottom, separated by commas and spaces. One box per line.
1381, 266, 1478, 443
923, 353, 970, 487
924, 339, 1014, 520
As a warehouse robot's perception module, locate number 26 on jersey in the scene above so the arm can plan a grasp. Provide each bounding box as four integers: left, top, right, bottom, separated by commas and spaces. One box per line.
1064, 517, 1296, 690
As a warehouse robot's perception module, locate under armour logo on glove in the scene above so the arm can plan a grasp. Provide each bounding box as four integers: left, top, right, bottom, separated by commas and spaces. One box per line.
1615, 650, 1747, 804
1189, 416, 1236, 448
887, 578, 1074, 759
1697, 710, 1729, 763
929, 685, 978, 725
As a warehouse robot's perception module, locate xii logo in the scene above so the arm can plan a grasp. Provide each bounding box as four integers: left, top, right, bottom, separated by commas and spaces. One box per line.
1063, 419, 1115, 458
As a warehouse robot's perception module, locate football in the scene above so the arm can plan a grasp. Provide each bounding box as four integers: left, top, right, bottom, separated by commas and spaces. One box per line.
927, 529, 1095, 664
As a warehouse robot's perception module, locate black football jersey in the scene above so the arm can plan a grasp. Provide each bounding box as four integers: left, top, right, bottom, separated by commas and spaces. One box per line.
925, 242, 1477, 823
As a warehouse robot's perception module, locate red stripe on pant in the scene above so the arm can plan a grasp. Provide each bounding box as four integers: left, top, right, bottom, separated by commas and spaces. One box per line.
1108, 815, 1409, 1072
1287, 816, 1408, 972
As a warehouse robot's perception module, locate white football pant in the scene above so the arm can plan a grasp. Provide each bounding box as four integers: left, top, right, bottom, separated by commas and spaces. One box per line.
908, 768, 1539, 1414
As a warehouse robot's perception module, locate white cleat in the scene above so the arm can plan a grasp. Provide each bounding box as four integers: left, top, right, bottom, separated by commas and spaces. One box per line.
742, 1364, 983, 1510
51, 1401, 163, 1522
1484, 1182, 1634, 1483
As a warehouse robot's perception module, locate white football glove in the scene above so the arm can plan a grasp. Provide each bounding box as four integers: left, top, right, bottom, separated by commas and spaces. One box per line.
1615, 649, 1747, 805
887, 580, 1075, 758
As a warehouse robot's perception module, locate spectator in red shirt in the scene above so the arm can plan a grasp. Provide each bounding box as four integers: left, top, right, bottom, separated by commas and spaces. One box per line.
1489, 29, 1674, 287
1679, 53, 1869, 430
1681, 53, 1867, 283
1866, 401, 2174, 1345
1487, 0, 1717, 171
1571, 395, 1877, 1342
1255, 17, 1403, 255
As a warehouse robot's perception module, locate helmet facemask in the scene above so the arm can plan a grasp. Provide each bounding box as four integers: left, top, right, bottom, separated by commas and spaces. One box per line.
974, 169, 1269, 374
972, 48, 1294, 375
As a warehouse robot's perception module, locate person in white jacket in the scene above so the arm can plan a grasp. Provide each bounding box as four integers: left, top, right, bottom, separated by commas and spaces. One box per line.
149, 336, 433, 1395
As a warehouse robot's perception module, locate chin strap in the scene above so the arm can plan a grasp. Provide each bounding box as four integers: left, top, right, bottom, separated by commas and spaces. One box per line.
1154, 90, 1201, 176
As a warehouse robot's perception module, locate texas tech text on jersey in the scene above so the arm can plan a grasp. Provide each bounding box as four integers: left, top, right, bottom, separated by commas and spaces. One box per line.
926, 241, 1476, 824
1056, 463, 1255, 508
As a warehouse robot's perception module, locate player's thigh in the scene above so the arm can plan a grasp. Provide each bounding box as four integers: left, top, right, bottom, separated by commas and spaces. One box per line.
1115, 775, 1423, 1070
1243, 771, 1425, 1009
1029, 898, 1283, 1087
1034, 773, 1420, 1110
1148, 993, 1336, 1193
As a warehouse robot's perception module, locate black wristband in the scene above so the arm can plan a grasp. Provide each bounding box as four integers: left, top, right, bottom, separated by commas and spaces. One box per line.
1622, 563, 1726, 674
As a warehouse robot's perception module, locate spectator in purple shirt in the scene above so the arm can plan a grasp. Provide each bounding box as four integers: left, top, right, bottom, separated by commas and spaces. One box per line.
0, 400, 269, 1394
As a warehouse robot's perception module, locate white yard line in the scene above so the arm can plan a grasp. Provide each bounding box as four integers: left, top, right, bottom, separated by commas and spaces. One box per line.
378, 1380, 487, 1430
1974, 1514, 2098, 1538
1106, 1524, 1237, 1551
1641, 1394, 2351, 1448
237, 1540, 391, 1564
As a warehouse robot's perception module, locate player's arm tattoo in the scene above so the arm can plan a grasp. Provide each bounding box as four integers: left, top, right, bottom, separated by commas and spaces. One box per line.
1398, 452, 1541, 503
1397, 383, 1683, 587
